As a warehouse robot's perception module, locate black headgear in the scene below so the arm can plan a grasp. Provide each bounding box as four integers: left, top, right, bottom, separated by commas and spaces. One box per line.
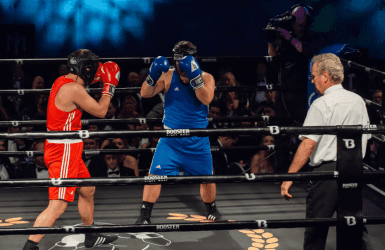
67, 49, 99, 85
172, 41, 197, 61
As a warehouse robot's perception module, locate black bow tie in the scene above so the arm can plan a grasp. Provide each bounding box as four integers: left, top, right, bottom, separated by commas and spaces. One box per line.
108, 169, 120, 175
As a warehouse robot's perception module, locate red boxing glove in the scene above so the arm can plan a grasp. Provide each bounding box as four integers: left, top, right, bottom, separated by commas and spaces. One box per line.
91, 62, 103, 84
101, 61, 120, 98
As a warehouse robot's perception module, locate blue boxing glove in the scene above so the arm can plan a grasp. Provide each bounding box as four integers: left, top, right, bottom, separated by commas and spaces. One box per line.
178, 55, 204, 90
146, 56, 170, 87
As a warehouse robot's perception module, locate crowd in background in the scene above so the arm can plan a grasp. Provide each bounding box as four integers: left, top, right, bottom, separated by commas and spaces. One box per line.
0, 60, 383, 180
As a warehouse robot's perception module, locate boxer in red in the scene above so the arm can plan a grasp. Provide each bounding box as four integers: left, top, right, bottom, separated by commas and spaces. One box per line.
22, 49, 120, 250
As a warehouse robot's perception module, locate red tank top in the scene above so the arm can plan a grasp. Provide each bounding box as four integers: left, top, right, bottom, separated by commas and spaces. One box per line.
47, 76, 82, 131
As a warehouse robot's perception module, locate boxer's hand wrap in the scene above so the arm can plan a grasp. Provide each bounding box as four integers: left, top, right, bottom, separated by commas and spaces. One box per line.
178, 55, 204, 90
146, 56, 170, 87
102, 84, 116, 98
101, 61, 120, 98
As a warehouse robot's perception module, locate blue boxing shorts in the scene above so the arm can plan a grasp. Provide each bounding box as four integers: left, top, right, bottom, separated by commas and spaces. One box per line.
149, 136, 213, 176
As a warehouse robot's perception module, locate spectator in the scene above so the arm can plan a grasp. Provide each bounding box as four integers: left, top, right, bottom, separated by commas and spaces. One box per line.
217, 72, 248, 107
0, 97, 10, 126
32, 76, 45, 89
58, 64, 69, 77
249, 135, 276, 174
19, 93, 48, 132
0, 140, 15, 179
126, 71, 141, 87
207, 100, 223, 144
50, 64, 70, 85
138, 123, 163, 176
254, 91, 276, 117
373, 90, 382, 104
211, 135, 239, 175
146, 102, 164, 119
100, 138, 112, 150
87, 123, 100, 132
128, 118, 149, 150
7, 120, 29, 173
102, 97, 119, 131
208, 99, 222, 124
121, 71, 146, 114
112, 137, 139, 177
216, 66, 233, 87
365, 90, 383, 168
23, 140, 49, 179
368, 90, 383, 125
88, 144, 136, 177
117, 94, 140, 130
2, 64, 29, 117
250, 62, 271, 107
82, 138, 101, 169
139, 68, 149, 83
19, 75, 46, 112
220, 90, 243, 128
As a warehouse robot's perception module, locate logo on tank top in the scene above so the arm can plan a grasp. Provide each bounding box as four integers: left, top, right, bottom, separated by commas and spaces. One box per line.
174, 87, 179, 91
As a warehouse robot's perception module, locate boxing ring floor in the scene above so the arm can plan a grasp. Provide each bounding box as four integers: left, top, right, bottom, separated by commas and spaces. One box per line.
1, 181, 384, 250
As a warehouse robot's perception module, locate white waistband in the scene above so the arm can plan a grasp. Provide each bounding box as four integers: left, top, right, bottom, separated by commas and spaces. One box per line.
47, 139, 83, 144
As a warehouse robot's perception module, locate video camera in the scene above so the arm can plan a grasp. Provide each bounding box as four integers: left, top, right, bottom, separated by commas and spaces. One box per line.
263, 10, 294, 43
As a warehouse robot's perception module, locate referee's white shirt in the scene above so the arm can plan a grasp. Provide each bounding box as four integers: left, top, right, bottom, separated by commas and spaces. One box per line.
299, 84, 371, 167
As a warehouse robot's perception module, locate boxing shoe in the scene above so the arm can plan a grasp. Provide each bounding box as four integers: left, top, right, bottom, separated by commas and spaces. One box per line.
22, 241, 39, 250
206, 202, 224, 222
84, 233, 118, 248
135, 206, 152, 224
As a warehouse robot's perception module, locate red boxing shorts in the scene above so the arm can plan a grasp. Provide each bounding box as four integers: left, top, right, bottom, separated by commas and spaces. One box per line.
44, 139, 90, 202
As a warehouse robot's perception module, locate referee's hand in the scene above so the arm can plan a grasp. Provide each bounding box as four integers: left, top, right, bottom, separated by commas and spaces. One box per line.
281, 181, 293, 201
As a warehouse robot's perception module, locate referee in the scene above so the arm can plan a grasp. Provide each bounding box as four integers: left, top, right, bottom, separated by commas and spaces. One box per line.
280, 53, 373, 250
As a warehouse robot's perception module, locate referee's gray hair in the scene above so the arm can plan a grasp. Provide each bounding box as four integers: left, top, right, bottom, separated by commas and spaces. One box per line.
311, 53, 344, 84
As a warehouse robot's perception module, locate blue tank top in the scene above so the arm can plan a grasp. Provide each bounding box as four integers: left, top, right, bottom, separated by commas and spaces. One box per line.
163, 70, 209, 129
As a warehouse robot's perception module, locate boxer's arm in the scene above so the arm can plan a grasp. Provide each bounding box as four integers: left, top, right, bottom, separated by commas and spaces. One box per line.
141, 56, 169, 98
195, 72, 215, 106
140, 75, 166, 98
68, 83, 111, 118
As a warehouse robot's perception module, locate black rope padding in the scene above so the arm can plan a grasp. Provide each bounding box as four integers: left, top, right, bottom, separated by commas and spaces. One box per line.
0, 56, 275, 64
0, 219, 339, 235
0, 125, 380, 139
0, 145, 299, 157
0, 115, 293, 127
1, 171, 384, 188
0, 217, 384, 235
0, 85, 284, 95
0, 172, 339, 188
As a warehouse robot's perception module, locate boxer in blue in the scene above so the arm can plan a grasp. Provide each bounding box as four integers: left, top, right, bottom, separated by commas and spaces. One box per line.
137, 41, 222, 224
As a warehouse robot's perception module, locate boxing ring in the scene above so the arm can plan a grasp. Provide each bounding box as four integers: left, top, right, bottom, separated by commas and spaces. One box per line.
0, 56, 385, 250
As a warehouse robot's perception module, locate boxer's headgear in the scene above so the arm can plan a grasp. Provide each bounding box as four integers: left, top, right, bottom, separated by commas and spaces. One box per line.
172, 41, 197, 61
68, 49, 99, 86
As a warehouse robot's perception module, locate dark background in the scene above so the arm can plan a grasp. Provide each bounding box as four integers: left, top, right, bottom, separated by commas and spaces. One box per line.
0, 0, 384, 91
0, 0, 384, 59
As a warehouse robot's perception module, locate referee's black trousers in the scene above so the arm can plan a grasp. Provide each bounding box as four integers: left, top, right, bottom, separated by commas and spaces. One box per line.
303, 161, 373, 250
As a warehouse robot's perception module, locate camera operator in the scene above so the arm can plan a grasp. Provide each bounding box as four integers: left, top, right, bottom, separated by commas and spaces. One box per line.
265, 4, 326, 123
